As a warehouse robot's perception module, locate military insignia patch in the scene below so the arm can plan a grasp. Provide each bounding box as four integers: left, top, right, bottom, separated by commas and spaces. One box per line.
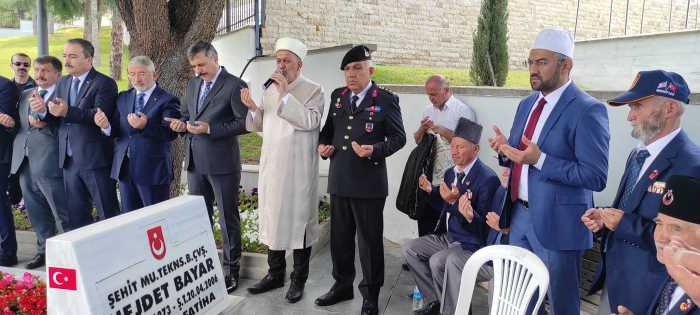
365, 122, 374, 133
648, 181, 666, 194
663, 189, 674, 206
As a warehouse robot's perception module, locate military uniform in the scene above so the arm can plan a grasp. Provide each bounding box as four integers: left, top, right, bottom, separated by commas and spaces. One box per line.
319, 80, 406, 304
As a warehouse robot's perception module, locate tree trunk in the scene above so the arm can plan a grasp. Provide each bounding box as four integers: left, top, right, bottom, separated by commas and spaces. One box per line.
110, 8, 123, 81
48, 14, 54, 34
90, 0, 100, 67
83, 0, 92, 41
116, 0, 226, 197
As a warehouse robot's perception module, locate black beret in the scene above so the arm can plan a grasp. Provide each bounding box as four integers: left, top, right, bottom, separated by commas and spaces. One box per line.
454, 117, 482, 144
341, 45, 371, 70
658, 175, 700, 224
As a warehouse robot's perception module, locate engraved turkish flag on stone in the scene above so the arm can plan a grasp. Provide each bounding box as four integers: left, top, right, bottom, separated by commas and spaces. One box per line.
147, 226, 167, 260
48, 267, 77, 291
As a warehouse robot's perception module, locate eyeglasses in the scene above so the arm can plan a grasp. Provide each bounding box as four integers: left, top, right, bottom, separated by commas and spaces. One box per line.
13, 62, 30, 68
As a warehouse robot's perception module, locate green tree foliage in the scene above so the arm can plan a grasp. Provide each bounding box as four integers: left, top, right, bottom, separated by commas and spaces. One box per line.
470, 0, 509, 87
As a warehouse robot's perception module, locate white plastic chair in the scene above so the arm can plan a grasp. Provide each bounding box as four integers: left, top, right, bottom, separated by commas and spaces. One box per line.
454, 245, 550, 315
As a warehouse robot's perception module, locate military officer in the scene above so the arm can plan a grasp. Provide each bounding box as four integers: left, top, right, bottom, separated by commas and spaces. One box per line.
315, 45, 407, 315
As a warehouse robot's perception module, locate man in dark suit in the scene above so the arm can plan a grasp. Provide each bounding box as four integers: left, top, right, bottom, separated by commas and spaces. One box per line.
315, 45, 406, 315
617, 176, 700, 315
403, 118, 500, 315
94, 55, 180, 212
166, 41, 248, 293
583, 70, 700, 315
488, 29, 610, 314
0, 75, 19, 267
10, 53, 36, 92
48, 38, 119, 230
11, 56, 69, 269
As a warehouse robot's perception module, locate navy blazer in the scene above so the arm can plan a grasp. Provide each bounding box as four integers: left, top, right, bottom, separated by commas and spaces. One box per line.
646, 277, 700, 315
429, 159, 500, 252
592, 130, 700, 314
110, 85, 181, 185
54, 68, 118, 170
500, 82, 610, 251
0, 76, 19, 165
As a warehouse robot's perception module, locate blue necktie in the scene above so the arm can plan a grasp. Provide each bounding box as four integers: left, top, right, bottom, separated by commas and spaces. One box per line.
619, 149, 651, 210
655, 280, 678, 315
69, 78, 80, 107
135, 92, 145, 113
197, 81, 212, 112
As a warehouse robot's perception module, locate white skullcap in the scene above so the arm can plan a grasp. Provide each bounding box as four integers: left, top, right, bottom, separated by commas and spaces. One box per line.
274, 37, 307, 60
532, 29, 574, 59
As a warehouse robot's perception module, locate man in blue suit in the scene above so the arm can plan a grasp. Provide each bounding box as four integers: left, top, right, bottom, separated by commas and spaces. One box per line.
94, 56, 180, 212
488, 29, 610, 314
403, 118, 501, 315
583, 70, 700, 315
0, 75, 19, 266
617, 175, 700, 315
48, 38, 119, 230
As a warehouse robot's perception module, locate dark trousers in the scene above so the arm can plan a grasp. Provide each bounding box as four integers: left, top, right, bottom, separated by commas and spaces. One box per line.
62, 157, 119, 230
118, 158, 170, 213
330, 195, 385, 302
268, 247, 312, 281
417, 204, 444, 237
0, 163, 17, 258
17, 159, 68, 254
187, 170, 241, 277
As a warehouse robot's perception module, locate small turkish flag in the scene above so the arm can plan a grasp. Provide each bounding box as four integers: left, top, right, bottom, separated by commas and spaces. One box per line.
48, 267, 77, 291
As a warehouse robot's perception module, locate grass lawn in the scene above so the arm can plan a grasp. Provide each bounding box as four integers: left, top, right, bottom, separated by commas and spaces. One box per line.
373, 64, 531, 88
0, 27, 130, 90
1, 28, 529, 164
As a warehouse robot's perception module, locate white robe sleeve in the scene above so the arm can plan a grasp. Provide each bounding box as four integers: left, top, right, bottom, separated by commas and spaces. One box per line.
276, 85, 325, 131
245, 107, 264, 132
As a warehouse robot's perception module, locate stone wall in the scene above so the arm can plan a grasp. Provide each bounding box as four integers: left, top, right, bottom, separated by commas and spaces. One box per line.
259, 0, 700, 69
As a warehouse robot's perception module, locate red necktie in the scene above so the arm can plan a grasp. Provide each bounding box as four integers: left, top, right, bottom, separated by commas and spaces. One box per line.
510, 98, 547, 202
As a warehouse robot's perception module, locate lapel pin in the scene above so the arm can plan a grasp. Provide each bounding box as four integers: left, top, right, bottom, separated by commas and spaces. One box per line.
649, 170, 659, 180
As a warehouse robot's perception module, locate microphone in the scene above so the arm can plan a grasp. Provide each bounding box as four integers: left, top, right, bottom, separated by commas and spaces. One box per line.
262, 68, 283, 89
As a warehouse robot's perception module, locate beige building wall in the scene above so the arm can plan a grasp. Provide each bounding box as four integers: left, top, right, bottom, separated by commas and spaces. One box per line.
259, 0, 700, 69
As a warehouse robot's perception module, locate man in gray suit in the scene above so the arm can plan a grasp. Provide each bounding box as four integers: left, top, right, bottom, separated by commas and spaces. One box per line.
11, 55, 69, 269
166, 41, 248, 293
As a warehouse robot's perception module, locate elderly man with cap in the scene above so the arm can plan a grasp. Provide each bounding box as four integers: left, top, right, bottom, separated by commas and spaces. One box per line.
615, 175, 700, 315
403, 117, 500, 315
582, 70, 700, 315
240, 37, 325, 303
488, 29, 610, 314
316, 45, 406, 315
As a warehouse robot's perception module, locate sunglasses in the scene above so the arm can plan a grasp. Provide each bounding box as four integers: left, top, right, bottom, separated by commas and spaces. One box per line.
13, 62, 30, 67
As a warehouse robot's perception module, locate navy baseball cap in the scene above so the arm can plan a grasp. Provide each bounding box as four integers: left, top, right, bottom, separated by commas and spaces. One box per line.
608, 70, 690, 106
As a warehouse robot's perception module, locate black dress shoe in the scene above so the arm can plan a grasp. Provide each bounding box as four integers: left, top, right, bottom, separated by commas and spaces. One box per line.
414, 301, 440, 315
285, 279, 305, 303
360, 299, 379, 315
315, 286, 354, 306
0, 255, 17, 267
26, 254, 45, 269
247, 274, 284, 294
225, 275, 239, 293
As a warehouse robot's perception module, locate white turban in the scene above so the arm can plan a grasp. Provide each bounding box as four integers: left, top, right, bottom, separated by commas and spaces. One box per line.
532, 29, 574, 59
274, 37, 307, 61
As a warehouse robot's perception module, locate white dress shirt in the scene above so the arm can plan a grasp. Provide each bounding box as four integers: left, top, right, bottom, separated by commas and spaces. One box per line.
351, 82, 373, 107
422, 95, 477, 130
519, 79, 572, 201
634, 128, 682, 183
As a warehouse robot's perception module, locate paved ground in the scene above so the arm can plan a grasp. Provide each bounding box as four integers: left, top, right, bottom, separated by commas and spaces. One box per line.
13, 230, 598, 314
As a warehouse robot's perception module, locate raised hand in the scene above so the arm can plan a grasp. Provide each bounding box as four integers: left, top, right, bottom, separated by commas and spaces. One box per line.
164, 117, 187, 133
93, 107, 110, 129
418, 174, 432, 193
240, 88, 258, 111
488, 126, 507, 153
